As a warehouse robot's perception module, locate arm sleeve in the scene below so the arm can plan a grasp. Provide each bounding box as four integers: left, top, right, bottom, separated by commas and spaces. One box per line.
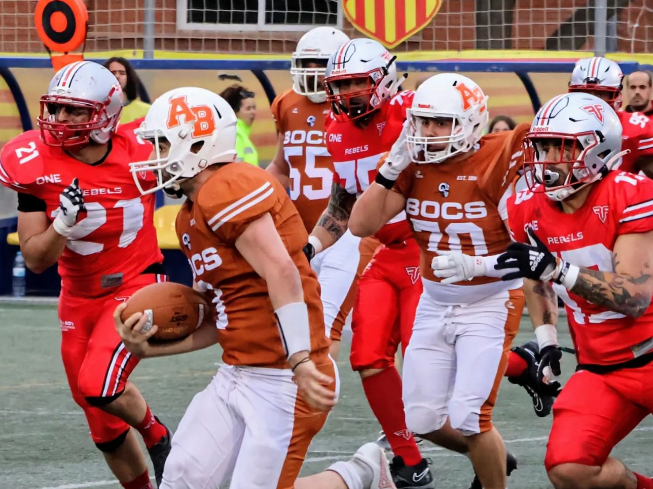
17, 192, 47, 213
200, 168, 281, 244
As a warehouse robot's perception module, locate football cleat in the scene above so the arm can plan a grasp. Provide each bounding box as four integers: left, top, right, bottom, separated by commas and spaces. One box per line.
507, 341, 561, 417
376, 431, 424, 452
147, 417, 172, 488
468, 451, 517, 489
351, 442, 396, 489
390, 456, 434, 488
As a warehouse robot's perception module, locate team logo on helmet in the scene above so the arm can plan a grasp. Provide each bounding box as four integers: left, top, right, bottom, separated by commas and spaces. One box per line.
166, 95, 216, 138
581, 104, 605, 124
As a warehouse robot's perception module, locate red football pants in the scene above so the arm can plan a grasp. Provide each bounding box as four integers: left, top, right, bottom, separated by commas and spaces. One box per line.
545, 362, 653, 471
350, 239, 422, 371
59, 274, 165, 444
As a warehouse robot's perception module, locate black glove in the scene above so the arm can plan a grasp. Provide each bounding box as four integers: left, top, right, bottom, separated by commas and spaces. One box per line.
537, 345, 563, 395
303, 242, 315, 263
495, 228, 558, 282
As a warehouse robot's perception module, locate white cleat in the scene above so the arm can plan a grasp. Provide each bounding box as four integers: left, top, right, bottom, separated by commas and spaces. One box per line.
353, 442, 396, 489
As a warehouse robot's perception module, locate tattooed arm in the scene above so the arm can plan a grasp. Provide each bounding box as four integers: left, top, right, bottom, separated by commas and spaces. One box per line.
569, 231, 653, 318
309, 182, 357, 251
524, 278, 559, 328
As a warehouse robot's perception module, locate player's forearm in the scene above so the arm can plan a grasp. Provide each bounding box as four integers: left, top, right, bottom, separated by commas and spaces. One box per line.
265, 258, 305, 309
570, 266, 653, 318
144, 320, 219, 358
21, 226, 67, 274
349, 184, 390, 238
524, 278, 558, 327
310, 182, 355, 250
266, 158, 290, 189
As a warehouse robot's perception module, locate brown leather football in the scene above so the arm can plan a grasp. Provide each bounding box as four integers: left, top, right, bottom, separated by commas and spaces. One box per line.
122, 282, 209, 342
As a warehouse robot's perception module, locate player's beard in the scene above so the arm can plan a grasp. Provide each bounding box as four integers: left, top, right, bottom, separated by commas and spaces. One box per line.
629, 96, 648, 112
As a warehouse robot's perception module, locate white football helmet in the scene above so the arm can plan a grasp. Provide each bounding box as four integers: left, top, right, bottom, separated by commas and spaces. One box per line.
524, 92, 623, 201
38, 61, 123, 148
130, 87, 237, 196
406, 73, 489, 164
568, 57, 623, 110
324, 38, 400, 121
291, 26, 349, 104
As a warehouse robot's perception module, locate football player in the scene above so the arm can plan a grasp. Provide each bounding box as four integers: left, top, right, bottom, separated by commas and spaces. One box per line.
498, 92, 653, 489
267, 26, 377, 361
303, 38, 434, 488
0, 61, 170, 489
116, 86, 395, 489
569, 57, 653, 177
349, 73, 526, 489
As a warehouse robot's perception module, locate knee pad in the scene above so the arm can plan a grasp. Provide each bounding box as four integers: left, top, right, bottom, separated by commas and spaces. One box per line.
95, 428, 130, 453
448, 398, 486, 436
85, 390, 123, 407
405, 403, 447, 436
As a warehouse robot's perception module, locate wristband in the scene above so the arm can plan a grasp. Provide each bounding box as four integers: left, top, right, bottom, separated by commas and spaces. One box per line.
555, 261, 579, 290
52, 215, 73, 238
274, 302, 311, 359
308, 235, 323, 254
535, 324, 558, 350
375, 172, 395, 190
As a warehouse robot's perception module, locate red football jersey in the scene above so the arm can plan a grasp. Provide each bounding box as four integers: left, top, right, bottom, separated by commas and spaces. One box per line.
0, 126, 162, 298
617, 109, 653, 173
325, 90, 414, 244
508, 171, 653, 366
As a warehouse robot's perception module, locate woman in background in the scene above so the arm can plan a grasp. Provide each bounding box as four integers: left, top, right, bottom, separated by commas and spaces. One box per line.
104, 57, 151, 123
220, 84, 259, 166
488, 114, 517, 133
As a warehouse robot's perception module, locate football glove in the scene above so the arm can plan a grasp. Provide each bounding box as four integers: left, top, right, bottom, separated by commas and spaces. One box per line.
303, 242, 316, 263
432, 251, 486, 284
495, 228, 559, 282
53, 178, 86, 237
537, 345, 563, 389
376, 121, 411, 188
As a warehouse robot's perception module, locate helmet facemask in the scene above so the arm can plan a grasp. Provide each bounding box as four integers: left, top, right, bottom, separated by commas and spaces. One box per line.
324, 56, 397, 122
407, 113, 473, 164
38, 95, 115, 149
291, 57, 329, 103
522, 132, 606, 201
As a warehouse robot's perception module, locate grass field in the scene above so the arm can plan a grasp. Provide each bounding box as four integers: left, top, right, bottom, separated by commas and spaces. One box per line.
1, 303, 652, 489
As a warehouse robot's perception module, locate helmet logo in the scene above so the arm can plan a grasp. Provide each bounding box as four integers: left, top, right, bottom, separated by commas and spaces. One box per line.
454, 83, 485, 112
166, 95, 215, 138
581, 104, 605, 124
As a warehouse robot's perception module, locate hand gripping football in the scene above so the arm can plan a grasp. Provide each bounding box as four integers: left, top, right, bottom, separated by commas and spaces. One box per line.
121, 282, 209, 342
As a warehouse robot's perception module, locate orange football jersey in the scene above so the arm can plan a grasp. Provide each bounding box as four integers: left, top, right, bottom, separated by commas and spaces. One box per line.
394, 123, 529, 285
271, 89, 333, 232
175, 163, 330, 368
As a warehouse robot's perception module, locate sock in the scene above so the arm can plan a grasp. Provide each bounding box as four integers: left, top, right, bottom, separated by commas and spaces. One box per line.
135, 405, 167, 449
361, 367, 422, 466
328, 461, 365, 489
121, 470, 153, 489
635, 473, 653, 489
504, 351, 528, 378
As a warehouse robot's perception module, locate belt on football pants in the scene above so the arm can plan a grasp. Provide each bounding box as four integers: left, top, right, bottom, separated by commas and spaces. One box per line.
576, 350, 653, 374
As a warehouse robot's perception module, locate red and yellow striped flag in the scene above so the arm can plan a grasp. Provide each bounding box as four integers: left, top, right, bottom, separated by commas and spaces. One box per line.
343, 0, 442, 49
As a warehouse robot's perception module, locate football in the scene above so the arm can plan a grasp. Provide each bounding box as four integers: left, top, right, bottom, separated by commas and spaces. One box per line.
121, 282, 209, 342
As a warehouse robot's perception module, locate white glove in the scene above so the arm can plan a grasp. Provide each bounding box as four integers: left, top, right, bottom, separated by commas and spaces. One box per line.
431, 251, 487, 285
378, 121, 411, 182
53, 178, 86, 237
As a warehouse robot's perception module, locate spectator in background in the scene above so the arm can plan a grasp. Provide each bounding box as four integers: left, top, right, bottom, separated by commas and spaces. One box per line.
104, 57, 151, 124
625, 70, 653, 113
220, 84, 259, 166
488, 114, 516, 133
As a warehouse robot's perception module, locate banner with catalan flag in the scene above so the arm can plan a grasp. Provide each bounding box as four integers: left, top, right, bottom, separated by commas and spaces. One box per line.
343, 0, 442, 49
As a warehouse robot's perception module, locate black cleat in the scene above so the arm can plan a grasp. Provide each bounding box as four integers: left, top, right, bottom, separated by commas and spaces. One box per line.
147, 418, 172, 488
468, 451, 518, 489
390, 456, 434, 488
508, 341, 561, 417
